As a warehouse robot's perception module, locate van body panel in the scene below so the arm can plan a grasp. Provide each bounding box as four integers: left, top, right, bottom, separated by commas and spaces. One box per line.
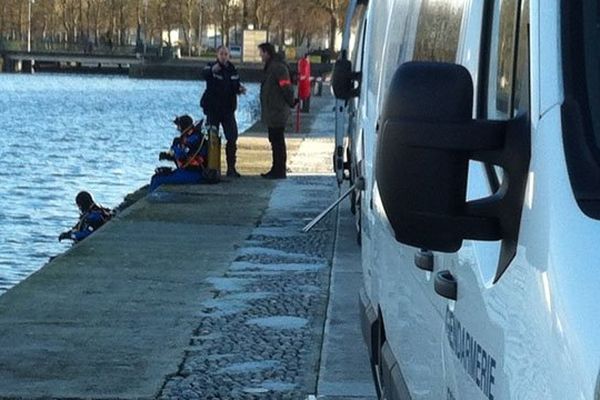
357, 1, 377, 307
335, 0, 600, 398
519, 106, 599, 398
372, 210, 445, 398
445, 106, 600, 399
538, 0, 562, 116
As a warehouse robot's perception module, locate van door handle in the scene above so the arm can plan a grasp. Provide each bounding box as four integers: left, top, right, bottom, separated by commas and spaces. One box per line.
434, 270, 457, 300
414, 249, 433, 271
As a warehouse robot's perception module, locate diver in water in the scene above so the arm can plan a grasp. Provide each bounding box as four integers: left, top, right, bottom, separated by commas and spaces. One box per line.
58, 191, 112, 243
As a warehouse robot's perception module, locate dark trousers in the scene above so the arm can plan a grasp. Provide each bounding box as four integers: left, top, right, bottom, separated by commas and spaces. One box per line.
206, 113, 239, 171
149, 168, 203, 192
267, 126, 287, 175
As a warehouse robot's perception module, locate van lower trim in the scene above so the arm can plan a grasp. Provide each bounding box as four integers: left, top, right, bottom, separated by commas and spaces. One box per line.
359, 289, 412, 399
358, 288, 377, 354
381, 341, 412, 400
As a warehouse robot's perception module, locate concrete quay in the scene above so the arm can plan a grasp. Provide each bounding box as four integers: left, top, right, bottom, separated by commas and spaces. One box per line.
0, 92, 376, 400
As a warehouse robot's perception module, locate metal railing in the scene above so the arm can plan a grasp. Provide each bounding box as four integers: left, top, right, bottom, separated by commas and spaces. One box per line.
0, 39, 138, 56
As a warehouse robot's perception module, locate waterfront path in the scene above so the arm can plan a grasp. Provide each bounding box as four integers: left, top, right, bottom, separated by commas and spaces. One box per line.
0, 92, 376, 400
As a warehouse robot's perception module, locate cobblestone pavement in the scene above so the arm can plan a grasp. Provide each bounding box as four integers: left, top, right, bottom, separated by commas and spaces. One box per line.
159, 174, 338, 400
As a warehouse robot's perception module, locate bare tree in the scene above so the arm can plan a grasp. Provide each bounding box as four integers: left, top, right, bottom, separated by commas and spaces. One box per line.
0, 0, 348, 53
175, 0, 197, 55
309, 0, 348, 51
214, 0, 234, 46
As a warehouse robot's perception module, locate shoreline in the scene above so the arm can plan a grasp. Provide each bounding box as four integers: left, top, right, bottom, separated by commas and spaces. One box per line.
0, 89, 378, 400
6, 60, 333, 82
0, 88, 331, 297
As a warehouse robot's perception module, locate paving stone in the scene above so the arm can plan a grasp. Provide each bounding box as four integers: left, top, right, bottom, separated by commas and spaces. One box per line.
159, 174, 337, 400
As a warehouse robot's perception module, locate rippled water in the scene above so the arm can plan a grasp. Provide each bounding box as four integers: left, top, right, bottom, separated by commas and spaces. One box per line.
0, 73, 260, 294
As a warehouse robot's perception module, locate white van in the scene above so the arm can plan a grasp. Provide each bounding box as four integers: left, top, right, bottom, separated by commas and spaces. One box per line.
332, 0, 600, 399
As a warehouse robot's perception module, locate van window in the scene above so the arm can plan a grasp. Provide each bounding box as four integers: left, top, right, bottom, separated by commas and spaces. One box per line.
483, 0, 529, 187
349, 4, 368, 70
413, 0, 465, 62
377, 3, 415, 112
487, 0, 519, 119
580, 0, 600, 147
561, 0, 600, 217
366, 1, 392, 115
512, 0, 530, 116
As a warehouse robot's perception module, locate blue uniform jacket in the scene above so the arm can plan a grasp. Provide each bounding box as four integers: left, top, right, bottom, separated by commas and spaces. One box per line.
70, 205, 111, 242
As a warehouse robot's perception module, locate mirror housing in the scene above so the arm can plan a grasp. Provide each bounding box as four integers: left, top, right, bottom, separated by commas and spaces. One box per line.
376, 62, 530, 279
332, 50, 361, 100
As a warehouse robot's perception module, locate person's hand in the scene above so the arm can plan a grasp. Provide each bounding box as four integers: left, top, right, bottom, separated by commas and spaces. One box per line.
159, 151, 173, 161
58, 231, 71, 242
211, 63, 221, 73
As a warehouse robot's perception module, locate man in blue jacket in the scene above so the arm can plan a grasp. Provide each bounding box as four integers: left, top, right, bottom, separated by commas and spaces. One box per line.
150, 115, 208, 192
200, 45, 246, 177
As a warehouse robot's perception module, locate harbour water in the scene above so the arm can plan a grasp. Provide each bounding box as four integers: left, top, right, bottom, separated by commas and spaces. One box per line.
0, 73, 260, 294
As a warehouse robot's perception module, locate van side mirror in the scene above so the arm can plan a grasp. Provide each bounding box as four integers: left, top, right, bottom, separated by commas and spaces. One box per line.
376, 62, 529, 279
332, 50, 361, 100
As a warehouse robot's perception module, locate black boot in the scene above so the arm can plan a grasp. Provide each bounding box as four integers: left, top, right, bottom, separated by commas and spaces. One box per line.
261, 142, 277, 178
264, 140, 286, 179
226, 142, 241, 177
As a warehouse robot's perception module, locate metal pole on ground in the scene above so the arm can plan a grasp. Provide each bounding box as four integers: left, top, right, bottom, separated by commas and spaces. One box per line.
295, 102, 301, 133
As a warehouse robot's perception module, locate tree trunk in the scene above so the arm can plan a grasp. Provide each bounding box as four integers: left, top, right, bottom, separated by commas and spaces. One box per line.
186, 0, 193, 56
220, 9, 225, 47
241, 0, 247, 30
78, 0, 83, 43
0, 2, 4, 37
18, 2, 23, 42
93, 3, 99, 45
328, 12, 336, 51
197, 2, 203, 53
253, 0, 259, 29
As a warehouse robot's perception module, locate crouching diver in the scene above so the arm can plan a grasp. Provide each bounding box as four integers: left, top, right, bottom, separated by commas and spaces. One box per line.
58, 191, 112, 243
150, 115, 209, 192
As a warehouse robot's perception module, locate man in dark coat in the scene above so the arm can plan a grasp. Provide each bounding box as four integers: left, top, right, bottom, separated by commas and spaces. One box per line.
201, 45, 246, 177
258, 42, 296, 179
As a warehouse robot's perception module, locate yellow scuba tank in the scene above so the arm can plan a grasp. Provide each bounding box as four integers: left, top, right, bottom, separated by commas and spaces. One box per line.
207, 125, 221, 175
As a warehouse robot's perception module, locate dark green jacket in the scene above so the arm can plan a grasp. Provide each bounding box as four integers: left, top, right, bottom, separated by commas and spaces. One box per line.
260, 58, 295, 128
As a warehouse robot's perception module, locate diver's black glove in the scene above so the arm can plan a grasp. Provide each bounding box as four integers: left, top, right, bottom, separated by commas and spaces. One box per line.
159, 151, 174, 161
58, 231, 72, 242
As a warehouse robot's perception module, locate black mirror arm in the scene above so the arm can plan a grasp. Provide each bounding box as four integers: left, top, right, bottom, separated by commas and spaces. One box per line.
384, 119, 505, 151
383, 116, 528, 252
